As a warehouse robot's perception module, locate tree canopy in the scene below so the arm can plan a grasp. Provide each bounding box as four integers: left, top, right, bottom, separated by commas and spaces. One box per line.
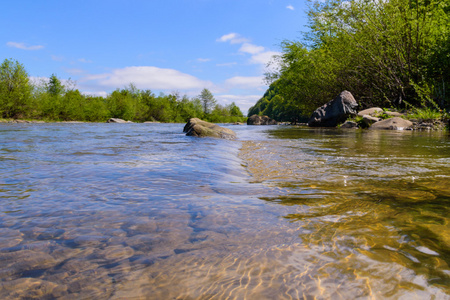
0, 60, 246, 123
0, 59, 32, 118
249, 0, 450, 122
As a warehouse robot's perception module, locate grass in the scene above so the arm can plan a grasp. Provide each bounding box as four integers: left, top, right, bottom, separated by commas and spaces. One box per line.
407, 108, 445, 121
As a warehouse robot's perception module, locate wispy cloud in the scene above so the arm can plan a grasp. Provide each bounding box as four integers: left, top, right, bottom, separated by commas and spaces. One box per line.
78, 58, 92, 63
65, 68, 84, 75
216, 62, 237, 67
197, 58, 211, 62
51, 55, 65, 62
7, 41, 44, 50
29, 76, 74, 88
239, 43, 265, 55
225, 76, 265, 89
218, 33, 281, 67
216, 33, 249, 44
215, 94, 262, 114
249, 51, 280, 65
287, 5, 295, 10
82, 66, 213, 91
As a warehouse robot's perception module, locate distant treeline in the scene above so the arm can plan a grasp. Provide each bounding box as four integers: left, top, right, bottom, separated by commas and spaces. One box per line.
0, 59, 246, 123
249, 0, 449, 122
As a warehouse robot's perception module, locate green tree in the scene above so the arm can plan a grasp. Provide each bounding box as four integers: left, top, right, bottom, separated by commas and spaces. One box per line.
0, 58, 32, 118
199, 88, 216, 114
47, 74, 65, 97
260, 0, 450, 120
228, 102, 244, 117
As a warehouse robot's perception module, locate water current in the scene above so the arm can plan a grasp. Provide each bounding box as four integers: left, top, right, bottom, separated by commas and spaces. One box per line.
0, 123, 449, 299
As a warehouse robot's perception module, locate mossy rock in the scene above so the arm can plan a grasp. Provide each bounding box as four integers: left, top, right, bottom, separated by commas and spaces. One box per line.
183, 118, 236, 139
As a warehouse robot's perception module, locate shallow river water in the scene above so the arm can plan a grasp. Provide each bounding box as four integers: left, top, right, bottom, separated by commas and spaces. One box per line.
0, 123, 449, 299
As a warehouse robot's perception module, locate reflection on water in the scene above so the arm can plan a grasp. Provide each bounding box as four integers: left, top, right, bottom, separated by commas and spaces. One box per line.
0, 123, 449, 299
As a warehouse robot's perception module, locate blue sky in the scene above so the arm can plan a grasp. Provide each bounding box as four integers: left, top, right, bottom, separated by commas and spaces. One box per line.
1, 0, 309, 113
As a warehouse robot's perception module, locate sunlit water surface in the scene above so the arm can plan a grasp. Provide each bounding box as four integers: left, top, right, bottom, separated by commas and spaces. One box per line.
0, 123, 449, 299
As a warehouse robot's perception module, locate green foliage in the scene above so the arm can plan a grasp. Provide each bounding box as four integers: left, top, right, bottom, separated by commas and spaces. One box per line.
0, 58, 32, 118
258, 0, 450, 121
47, 74, 65, 97
0, 60, 246, 123
199, 88, 217, 114
407, 108, 444, 121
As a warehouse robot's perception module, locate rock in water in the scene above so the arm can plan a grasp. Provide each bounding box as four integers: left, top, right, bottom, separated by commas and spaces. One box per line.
370, 117, 413, 130
107, 118, 132, 123
308, 91, 358, 127
247, 115, 278, 125
183, 118, 236, 139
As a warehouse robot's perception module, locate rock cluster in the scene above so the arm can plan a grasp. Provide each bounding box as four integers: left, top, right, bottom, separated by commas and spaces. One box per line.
247, 115, 277, 125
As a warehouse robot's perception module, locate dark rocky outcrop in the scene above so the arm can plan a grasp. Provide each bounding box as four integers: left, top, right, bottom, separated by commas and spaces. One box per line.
183, 118, 236, 139
247, 115, 277, 125
308, 91, 358, 127
370, 117, 413, 130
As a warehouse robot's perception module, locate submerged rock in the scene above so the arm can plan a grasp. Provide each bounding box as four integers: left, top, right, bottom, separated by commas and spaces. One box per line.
183, 118, 236, 139
308, 91, 358, 127
247, 115, 277, 125
370, 117, 413, 130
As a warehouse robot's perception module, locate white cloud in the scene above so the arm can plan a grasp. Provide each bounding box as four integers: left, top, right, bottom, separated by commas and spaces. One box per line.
239, 43, 264, 55
82, 66, 213, 91
197, 58, 211, 62
215, 94, 262, 114
249, 51, 281, 66
217, 33, 280, 67
29, 76, 74, 88
225, 76, 265, 89
216, 33, 249, 44
7, 41, 44, 50
78, 58, 92, 63
82, 91, 108, 98
287, 5, 295, 10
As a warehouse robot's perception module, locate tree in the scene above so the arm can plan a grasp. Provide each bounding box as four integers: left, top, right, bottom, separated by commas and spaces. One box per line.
228, 102, 244, 117
0, 58, 32, 118
260, 0, 450, 119
46, 74, 65, 96
199, 88, 216, 114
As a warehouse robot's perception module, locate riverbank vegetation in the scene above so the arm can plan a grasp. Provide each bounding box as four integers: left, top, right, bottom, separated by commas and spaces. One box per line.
0, 59, 246, 123
249, 0, 449, 123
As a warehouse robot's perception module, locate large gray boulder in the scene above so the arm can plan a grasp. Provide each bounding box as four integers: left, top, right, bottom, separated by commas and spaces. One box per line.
247, 115, 277, 125
308, 91, 358, 127
183, 118, 236, 139
370, 117, 413, 130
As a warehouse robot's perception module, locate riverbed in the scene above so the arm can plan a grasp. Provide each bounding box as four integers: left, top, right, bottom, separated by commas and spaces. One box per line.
0, 123, 449, 299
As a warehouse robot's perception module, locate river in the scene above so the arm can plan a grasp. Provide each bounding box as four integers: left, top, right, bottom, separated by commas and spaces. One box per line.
0, 123, 449, 299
